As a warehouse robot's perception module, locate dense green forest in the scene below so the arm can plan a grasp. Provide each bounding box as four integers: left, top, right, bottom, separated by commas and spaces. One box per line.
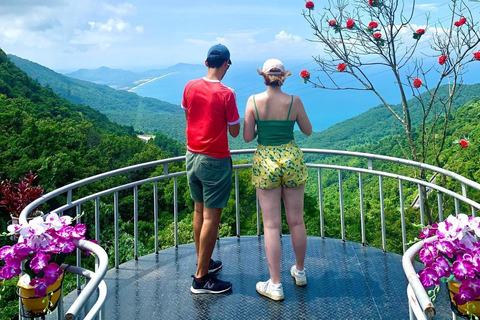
7, 54, 186, 141
2, 47, 480, 319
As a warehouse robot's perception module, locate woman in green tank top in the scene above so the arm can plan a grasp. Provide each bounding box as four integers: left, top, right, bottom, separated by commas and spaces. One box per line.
243, 59, 312, 301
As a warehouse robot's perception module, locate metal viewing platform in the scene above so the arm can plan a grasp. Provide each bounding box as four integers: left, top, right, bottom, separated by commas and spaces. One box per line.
21, 149, 480, 320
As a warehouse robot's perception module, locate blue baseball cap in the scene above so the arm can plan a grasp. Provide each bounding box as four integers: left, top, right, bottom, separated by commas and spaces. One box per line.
207, 44, 231, 63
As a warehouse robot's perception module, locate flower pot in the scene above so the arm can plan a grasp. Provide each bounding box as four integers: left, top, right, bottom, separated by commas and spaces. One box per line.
17, 272, 63, 315
448, 281, 480, 317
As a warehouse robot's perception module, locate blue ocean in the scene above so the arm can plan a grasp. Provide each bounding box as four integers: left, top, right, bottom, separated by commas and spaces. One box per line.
131, 59, 480, 132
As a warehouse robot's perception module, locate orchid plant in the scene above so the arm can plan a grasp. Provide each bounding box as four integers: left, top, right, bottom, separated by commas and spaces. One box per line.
0, 213, 88, 297
418, 214, 480, 306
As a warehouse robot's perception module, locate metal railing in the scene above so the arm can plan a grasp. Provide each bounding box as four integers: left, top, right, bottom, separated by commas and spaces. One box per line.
18, 149, 480, 319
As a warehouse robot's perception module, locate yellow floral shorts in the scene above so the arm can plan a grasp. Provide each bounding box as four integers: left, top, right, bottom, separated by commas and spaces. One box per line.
252, 141, 308, 189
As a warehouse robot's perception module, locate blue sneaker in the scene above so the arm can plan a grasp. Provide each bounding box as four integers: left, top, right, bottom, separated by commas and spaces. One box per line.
190, 274, 232, 294
208, 259, 222, 273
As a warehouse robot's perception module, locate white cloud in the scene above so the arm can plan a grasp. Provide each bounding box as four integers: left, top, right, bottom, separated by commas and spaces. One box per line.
416, 4, 439, 12
101, 3, 136, 16
71, 18, 143, 50
0, 0, 142, 52
275, 31, 302, 42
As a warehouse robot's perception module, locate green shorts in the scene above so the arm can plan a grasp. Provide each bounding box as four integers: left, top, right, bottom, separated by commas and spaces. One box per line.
186, 151, 233, 209
252, 141, 308, 189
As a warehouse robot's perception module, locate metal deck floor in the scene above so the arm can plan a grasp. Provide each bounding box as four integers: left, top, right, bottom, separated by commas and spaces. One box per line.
58, 236, 454, 320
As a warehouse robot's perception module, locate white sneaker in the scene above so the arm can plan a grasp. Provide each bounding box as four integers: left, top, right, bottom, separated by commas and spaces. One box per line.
290, 265, 307, 286
256, 279, 284, 301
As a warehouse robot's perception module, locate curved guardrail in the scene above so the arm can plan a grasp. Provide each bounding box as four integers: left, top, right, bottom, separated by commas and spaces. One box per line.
18, 149, 480, 319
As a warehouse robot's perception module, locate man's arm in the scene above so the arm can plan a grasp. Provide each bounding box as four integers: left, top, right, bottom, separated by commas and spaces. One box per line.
229, 122, 240, 138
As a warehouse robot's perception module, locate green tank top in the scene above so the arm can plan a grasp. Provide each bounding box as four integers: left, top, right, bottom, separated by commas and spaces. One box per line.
254, 95, 295, 146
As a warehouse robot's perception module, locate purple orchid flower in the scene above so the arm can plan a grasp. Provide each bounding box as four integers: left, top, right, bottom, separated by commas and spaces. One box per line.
454, 284, 477, 306
419, 242, 438, 265
72, 224, 87, 239
43, 263, 62, 286
29, 252, 51, 274
419, 267, 440, 287
452, 258, 476, 280
30, 278, 48, 297
432, 256, 451, 278
0, 264, 22, 280
435, 240, 455, 258
0, 245, 14, 260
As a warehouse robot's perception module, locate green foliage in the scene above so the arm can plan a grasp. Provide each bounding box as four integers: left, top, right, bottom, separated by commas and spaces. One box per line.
0, 277, 19, 320
7, 54, 186, 140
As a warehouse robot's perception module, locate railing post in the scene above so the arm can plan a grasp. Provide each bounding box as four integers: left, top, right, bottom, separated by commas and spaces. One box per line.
379, 176, 386, 252
154, 181, 159, 254
437, 193, 444, 222
359, 172, 366, 246
399, 180, 406, 253
95, 197, 100, 244
235, 168, 240, 237
418, 184, 425, 226
114, 191, 119, 269
134, 186, 138, 260
174, 177, 178, 248
76, 204, 82, 290
318, 168, 324, 238
338, 170, 345, 242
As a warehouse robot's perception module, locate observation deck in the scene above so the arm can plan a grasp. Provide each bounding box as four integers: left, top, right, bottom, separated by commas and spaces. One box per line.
55, 237, 456, 320
22, 149, 480, 320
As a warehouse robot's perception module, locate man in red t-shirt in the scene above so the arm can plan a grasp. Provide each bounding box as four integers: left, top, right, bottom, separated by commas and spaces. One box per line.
181, 44, 240, 294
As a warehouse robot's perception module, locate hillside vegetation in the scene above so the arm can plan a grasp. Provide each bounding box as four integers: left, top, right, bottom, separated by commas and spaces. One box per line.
7, 54, 186, 140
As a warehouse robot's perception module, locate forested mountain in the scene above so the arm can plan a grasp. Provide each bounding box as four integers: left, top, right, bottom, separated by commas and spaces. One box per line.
7, 54, 186, 140
296, 83, 480, 151
0, 47, 188, 198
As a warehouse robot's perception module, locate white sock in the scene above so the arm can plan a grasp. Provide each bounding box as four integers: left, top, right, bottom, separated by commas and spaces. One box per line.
295, 267, 305, 274
270, 281, 282, 289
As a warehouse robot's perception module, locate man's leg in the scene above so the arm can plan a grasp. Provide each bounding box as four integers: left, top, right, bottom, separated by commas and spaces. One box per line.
195, 207, 222, 278
193, 201, 204, 257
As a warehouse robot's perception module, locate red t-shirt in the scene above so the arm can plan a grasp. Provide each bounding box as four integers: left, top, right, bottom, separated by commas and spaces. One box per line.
181, 78, 240, 158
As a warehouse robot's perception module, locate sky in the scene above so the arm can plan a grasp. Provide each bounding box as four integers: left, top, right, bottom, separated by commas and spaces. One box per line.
0, 0, 470, 73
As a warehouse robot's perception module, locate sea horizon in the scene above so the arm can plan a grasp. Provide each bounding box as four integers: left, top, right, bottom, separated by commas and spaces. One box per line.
126, 59, 480, 132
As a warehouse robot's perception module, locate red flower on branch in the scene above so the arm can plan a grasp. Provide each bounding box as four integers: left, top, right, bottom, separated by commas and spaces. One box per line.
413, 29, 425, 40
346, 19, 355, 30
454, 17, 467, 27
368, 21, 378, 30
328, 20, 337, 27
305, 1, 315, 10
438, 55, 448, 65
300, 70, 310, 84
337, 63, 347, 72
369, 0, 381, 7
459, 139, 469, 148
474, 52, 480, 61
374, 32, 382, 39
454, 137, 470, 148
413, 78, 422, 88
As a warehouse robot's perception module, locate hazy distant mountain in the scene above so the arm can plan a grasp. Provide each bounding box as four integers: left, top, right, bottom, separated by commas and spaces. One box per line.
64, 66, 140, 90
63, 63, 205, 90
140, 63, 204, 78
7, 54, 186, 140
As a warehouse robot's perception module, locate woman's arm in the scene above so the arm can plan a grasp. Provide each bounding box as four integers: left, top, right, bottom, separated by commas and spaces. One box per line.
295, 96, 312, 136
243, 96, 257, 143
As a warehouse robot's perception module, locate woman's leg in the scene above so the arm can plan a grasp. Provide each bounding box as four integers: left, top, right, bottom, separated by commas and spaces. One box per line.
282, 184, 307, 271
257, 187, 283, 284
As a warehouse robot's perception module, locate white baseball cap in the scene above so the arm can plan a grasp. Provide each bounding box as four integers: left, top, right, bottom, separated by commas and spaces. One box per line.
262, 58, 285, 75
